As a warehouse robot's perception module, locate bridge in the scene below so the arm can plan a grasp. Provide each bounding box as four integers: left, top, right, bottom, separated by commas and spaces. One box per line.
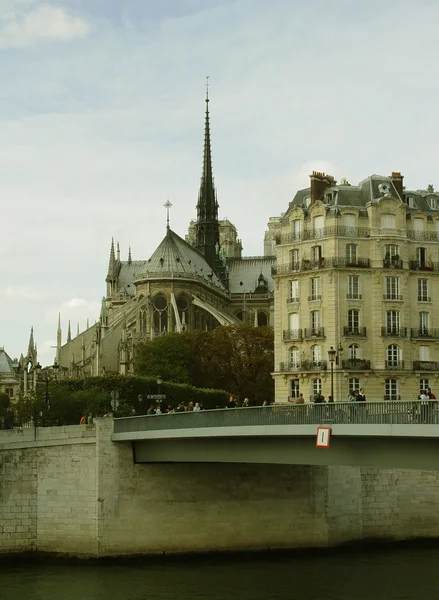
113, 401, 439, 471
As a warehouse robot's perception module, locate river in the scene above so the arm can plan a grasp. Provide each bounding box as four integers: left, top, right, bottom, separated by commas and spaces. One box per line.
1, 545, 438, 600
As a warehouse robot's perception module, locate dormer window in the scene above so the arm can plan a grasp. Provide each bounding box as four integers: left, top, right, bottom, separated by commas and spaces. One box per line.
406, 196, 416, 208
304, 196, 311, 208
428, 197, 439, 210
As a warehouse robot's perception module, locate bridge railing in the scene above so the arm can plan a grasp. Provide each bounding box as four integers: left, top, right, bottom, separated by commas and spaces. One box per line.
113, 400, 439, 434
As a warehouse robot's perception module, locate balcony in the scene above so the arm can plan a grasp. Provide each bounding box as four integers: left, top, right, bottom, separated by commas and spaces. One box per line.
277, 360, 328, 372
418, 296, 431, 303
308, 294, 322, 302
304, 327, 325, 339
411, 328, 439, 339
383, 294, 403, 301
301, 258, 326, 271
286, 296, 300, 304
385, 360, 405, 370
342, 359, 371, 370
381, 327, 408, 338
407, 230, 439, 241
276, 226, 371, 245
346, 293, 362, 300
328, 257, 371, 269
413, 361, 439, 371
282, 329, 303, 341
383, 258, 404, 269
343, 326, 367, 337
409, 261, 438, 272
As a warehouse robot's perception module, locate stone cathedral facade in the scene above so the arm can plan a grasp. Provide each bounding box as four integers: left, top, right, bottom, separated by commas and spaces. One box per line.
56, 94, 277, 378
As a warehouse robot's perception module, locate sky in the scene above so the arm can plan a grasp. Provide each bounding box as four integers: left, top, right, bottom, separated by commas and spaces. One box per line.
2, 0, 439, 366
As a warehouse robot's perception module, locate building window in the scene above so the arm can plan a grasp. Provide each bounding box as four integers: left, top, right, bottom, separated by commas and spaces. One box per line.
418, 279, 428, 302
348, 344, 360, 359
343, 214, 356, 228
310, 277, 321, 300
288, 313, 299, 332
289, 280, 299, 302
290, 378, 300, 399
292, 219, 302, 239
384, 244, 399, 259
381, 214, 396, 230
304, 197, 311, 208
312, 378, 322, 400
386, 310, 400, 333
416, 247, 427, 267
420, 378, 430, 395
257, 312, 268, 327
311, 344, 321, 364
428, 197, 439, 210
413, 217, 425, 231
290, 249, 300, 270
313, 216, 324, 233
289, 346, 300, 368
312, 245, 322, 262
385, 378, 399, 400
153, 295, 168, 335
347, 275, 360, 299
386, 344, 402, 368
349, 378, 360, 395
348, 309, 360, 333
419, 311, 429, 333
419, 345, 430, 362
346, 244, 357, 263
310, 310, 320, 330
407, 196, 416, 208
385, 276, 400, 300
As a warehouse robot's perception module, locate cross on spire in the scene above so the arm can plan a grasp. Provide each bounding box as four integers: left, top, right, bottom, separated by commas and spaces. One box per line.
164, 199, 173, 229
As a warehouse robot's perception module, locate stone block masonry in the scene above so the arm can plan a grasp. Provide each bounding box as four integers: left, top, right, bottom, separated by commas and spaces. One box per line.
2, 421, 439, 557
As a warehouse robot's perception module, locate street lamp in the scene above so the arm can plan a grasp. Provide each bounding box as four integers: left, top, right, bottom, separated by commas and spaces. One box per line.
156, 375, 162, 396
328, 347, 337, 403
35, 361, 60, 425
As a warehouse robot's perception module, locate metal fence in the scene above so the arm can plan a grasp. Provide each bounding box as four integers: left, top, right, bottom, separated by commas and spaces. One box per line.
113, 400, 439, 434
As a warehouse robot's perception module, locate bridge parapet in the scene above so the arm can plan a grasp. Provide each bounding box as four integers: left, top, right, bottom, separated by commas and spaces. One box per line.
113, 400, 438, 435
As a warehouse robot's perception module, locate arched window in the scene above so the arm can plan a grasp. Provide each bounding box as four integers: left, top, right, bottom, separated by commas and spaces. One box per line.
153, 294, 168, 335
257, 311, 268, 327
386, 344, 402, 369
348, 344, 360, 359
292, 219, 302, 240
176, 295, 189, 331
289, 346, 299, 369
311, 345, 321, 365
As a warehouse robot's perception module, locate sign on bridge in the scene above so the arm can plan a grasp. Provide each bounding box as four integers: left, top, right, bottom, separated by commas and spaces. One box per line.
146, 394, 167, 400
316, 426, 331, 448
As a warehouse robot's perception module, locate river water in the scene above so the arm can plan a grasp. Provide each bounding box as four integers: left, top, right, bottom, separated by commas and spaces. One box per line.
1, 545, 438, 600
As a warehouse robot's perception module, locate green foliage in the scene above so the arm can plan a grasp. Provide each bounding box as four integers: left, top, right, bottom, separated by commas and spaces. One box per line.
134, 333, 190, 383
0, 391, 10, 415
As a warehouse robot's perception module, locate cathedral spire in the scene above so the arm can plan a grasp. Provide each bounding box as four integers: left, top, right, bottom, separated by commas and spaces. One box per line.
195, 77, 220, 271
56, 313, 62, 363
28, 327, 34, 358
106, 238, 116, 279
128, 246, 132, 265
67, 320, 71, 343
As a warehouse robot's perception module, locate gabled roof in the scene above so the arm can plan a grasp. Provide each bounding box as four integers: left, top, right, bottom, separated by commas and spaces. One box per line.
228, 256, 275, 294
135, 228, 226, 291
0, 348, 17, 374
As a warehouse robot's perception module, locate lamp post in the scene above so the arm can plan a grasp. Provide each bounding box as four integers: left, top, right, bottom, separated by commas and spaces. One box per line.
156, 375, 162, 396
35, 361, 60, 425
337, 343, 344, 402
328, 346, 336, 403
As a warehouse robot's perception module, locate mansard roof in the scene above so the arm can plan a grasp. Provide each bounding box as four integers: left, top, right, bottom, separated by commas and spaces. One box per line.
135, 228, 226, 291
228, 256, 275, 294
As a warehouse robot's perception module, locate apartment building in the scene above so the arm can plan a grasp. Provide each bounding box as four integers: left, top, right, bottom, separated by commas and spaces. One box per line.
273, 171, 439, 402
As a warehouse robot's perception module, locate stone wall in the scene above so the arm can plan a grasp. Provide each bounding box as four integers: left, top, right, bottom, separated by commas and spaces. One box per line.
1, 420, 439, 557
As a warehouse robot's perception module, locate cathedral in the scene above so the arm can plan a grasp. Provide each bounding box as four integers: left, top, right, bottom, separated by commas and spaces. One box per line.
56, 92, 277, 377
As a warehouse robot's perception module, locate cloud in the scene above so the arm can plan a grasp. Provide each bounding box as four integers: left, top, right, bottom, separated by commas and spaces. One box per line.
4, 285, 49, 301
0, 4, 90, 47
45, 298, 102, 330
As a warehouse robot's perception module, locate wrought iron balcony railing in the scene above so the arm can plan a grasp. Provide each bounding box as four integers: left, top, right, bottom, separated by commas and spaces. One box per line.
385, 360, 405, 370
381, 327, 408, 337
341, 358, 371, 370
308, 294, 322, 301
282, 329, 303, 341
346, 293, 362, 300
343, 326, 367, 337
304, 327, 325, 338
411, 328, 439, 339
413, 361, 439, 371
277, 360, 328, 372
383, 294, 403, 301
286, 297, 300, 304
383, 258, 404, 269
409, 261, 438, 271
327, 257, 371, 269
407, 230, 439, 241
418, 296, 431, 302
276, 226, 371, 245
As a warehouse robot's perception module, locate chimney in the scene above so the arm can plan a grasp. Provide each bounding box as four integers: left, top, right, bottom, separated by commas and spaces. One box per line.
390, 172, 404, 200
310, 171, 336, 204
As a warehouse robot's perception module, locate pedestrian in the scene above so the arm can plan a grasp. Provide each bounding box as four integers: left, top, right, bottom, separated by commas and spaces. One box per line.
356, 388, 366, 402
328, 395, 334, 403
130, 408, 136, 416
175, 403, 185, 413
193, 402, 201, 412
79, 414, 86, 425
147, 404, 156, 415
295, 394, 304, 405
348, 390, 355, 402
187, 401, 194, 411
242, 398, 250, 407
155, 404, 162, 415
227, 396, 237, 409
420, 389, 430, 423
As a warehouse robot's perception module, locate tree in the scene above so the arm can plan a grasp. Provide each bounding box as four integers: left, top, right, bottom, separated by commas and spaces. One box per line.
134, 333, 191, 383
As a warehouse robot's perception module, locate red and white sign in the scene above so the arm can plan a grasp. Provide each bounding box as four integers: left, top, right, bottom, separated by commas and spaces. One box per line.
316, 426, 331, 448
